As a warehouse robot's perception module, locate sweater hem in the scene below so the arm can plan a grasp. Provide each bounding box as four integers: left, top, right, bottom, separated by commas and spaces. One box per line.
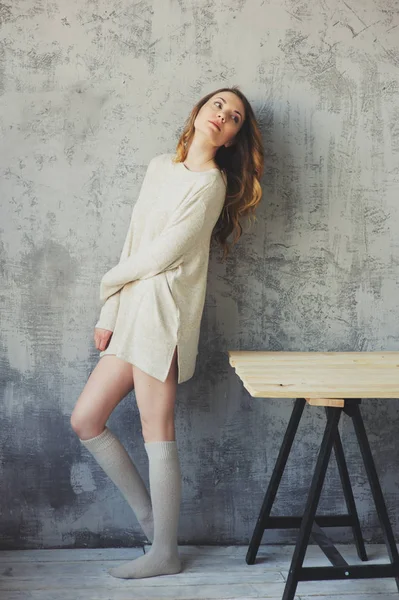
99, 347, 192, 385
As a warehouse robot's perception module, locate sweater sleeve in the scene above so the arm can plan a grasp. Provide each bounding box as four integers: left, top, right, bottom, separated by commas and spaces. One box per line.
94, 293, 120, 332
99, 179, 224, 302
94, 157, 160, 329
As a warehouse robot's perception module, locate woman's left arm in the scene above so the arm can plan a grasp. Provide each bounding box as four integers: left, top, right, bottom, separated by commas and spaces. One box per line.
99, 179, 225, 301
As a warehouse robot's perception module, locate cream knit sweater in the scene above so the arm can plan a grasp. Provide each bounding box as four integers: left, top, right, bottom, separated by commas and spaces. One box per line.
95, 153, 227, 384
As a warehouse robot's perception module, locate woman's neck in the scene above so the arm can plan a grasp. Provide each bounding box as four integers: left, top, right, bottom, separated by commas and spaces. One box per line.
184, 137, 217, 171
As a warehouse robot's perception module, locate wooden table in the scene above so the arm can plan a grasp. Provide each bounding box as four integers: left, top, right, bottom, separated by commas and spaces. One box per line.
228, 351, 399, 600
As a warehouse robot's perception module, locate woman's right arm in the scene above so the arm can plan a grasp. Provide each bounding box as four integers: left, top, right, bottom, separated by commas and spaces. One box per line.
99, 178, 226, 301
94, 158, 156, 336
94, 205, 135, 334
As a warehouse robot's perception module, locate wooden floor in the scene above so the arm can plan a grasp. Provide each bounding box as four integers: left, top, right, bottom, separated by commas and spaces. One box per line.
0, 544, 397, 599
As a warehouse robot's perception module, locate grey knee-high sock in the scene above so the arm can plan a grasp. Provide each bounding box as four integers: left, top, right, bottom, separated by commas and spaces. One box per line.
80, 427, 153, 542
109, 440, 182, 579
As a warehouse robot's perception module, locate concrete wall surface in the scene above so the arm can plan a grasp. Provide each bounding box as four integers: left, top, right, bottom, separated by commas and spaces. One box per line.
1, 0, 399, 548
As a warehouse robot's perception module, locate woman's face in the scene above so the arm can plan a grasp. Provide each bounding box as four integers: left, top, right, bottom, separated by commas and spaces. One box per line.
194, 91, 246, 148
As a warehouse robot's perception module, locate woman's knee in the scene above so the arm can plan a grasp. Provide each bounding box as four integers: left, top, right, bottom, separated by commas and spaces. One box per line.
70, 400, 104, 440
139, 409, 175, 442
70, 356, 135, 440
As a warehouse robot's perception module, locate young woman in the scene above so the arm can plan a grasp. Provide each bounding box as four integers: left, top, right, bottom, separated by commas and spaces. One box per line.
70, 86, 264, 579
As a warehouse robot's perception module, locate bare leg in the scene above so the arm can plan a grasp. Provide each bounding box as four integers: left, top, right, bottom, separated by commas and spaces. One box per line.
71, 355, 135, 438
134, 347, 178, 443
110, 348, 182, 579
71, 355, 154, 541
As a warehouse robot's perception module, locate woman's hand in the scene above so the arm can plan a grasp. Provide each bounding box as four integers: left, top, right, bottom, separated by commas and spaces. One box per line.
94, 327, 113, 351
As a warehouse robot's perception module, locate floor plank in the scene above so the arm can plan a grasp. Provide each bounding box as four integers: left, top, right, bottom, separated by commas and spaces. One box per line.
297, 596, 398, 600
0, 547, 145, 563
280, 578, 397, 596
0, 543, 390, 564
0, 560, 285, 589
0, 545, 395, 600
0, 585, 286, 599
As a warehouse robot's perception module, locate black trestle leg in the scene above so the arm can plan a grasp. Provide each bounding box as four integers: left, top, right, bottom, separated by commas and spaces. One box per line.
328, 407, 368, 562
282, 407, 342, 600
246, 398, 306, 565
351, 403, 399, 591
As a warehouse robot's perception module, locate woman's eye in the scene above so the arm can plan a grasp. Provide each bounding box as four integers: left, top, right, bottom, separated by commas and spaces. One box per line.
214, 101, 239, 124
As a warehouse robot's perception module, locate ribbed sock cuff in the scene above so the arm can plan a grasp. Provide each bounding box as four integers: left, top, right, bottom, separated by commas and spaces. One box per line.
144, 440, 178, 460
79, 426, 115, 452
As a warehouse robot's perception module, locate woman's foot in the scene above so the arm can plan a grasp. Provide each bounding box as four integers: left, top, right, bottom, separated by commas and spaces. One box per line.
109, 548, 181, 579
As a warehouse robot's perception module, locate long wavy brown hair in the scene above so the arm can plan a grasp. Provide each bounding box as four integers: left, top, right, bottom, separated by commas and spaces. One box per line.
173, 86, 264, 260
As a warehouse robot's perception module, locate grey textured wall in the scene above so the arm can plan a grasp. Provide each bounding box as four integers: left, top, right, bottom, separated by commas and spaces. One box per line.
1, 0, 399, 549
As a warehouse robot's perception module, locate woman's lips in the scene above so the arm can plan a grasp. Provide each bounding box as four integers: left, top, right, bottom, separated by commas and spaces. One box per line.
209, 120, 221, 131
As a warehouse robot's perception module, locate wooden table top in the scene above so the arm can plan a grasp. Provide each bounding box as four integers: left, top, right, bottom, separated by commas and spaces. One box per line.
228, 351, 399, 399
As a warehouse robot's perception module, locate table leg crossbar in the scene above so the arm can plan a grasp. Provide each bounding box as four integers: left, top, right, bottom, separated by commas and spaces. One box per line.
246, 398, 399, 600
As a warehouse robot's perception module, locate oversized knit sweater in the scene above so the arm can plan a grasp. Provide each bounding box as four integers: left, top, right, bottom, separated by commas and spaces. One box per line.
95, 153, 227, 384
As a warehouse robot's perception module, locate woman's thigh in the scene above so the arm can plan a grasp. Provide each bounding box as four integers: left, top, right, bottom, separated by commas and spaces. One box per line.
70, 355, 135, 440
134, 347, 178, 443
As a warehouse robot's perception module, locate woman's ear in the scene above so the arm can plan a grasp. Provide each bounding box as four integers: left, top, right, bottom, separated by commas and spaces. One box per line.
225, 138, 235, 148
